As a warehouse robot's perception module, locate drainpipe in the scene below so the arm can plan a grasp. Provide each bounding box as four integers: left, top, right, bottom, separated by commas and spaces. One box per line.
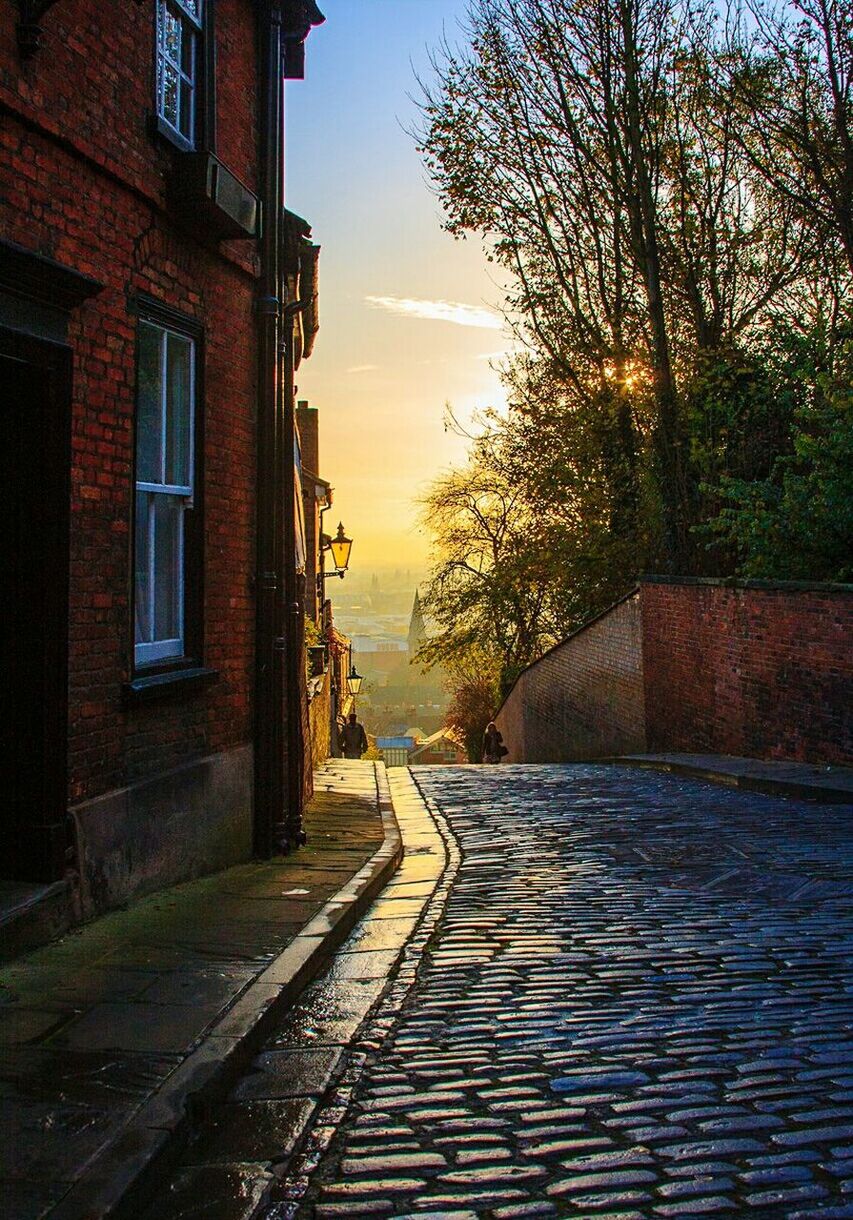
254, 0, 286, 858
280, 289, 305, 848
255, 0, 323, 858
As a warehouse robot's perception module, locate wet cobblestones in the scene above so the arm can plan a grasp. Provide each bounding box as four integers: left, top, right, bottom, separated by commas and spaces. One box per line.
297, 765, 853, 1217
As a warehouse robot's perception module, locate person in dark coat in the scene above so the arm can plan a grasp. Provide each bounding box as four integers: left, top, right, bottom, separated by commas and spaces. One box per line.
340, 712, 368, 759
482, 721, 507, 764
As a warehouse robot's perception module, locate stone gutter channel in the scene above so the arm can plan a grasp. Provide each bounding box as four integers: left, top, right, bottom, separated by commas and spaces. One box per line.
38, 762, 406, 1220
263, 769, 461, 1218
134, 768, 459, 1220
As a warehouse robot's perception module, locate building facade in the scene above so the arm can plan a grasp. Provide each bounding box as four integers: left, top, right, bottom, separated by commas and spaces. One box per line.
409, 729, 467, 766
297, 398, 354, 767
0, 0, 323, 925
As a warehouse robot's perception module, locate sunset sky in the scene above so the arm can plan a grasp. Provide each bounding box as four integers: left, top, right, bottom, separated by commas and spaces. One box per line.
285, 0, 512, 572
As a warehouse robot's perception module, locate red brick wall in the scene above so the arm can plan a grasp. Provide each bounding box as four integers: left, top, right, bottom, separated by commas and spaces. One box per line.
308, 669, 331, 774
0, 0, 260, 801
495, 593, 646, 762
215, 0, 259, 191
642, 580, 853, 764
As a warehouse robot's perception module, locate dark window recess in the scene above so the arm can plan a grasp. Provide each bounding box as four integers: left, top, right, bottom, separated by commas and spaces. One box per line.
169, 152, 260, 240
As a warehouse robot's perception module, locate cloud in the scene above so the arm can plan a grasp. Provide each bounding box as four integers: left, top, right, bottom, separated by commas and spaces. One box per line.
346, 364, 379, 374
365, 295, 503, 331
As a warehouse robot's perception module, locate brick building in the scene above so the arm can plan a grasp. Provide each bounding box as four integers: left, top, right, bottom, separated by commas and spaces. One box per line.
409, 729, 467, 766
0, 0, 324, 926
297, 398, 355, 767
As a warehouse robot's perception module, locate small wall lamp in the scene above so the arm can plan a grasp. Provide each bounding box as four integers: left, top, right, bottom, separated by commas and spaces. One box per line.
322, 522, 352, 580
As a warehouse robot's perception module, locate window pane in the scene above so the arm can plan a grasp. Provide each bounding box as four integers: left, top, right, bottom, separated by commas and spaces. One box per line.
163, 6, 181, 64
165, 333, 192, 487
179, 76, 194, 141
162, 61, 180, 131
180, 20, 194, 75
153, 495, 183, 649
134, 491, 152, 644
136, 323, 163, 483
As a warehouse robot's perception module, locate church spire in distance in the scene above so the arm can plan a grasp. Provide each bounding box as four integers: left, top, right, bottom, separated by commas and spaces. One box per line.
408, 589, 426, 659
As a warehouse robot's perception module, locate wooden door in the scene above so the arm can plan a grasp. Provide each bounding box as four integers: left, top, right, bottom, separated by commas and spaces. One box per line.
0, 328, 71, 881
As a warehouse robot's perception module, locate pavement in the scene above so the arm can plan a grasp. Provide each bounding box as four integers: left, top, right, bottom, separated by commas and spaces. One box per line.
612, 753, 853, 804
144, 767, 452, 1218
147, 761, 853, 1220
6, 755, 853, 1219
0, 761, 402, 1220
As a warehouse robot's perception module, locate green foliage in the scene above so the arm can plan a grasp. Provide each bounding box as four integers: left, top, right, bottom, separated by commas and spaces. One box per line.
304, 616, 322, 648
304, 615, 323, 683
414, 0, 853, 708
707, 339, 853, 581
442, 650, 501, 762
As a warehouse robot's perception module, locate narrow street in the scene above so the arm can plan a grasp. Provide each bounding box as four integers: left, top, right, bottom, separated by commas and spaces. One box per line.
151, 764, 853, 1218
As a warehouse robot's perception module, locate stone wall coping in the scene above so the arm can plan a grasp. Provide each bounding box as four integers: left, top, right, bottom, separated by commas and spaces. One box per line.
640, 574, 853, 595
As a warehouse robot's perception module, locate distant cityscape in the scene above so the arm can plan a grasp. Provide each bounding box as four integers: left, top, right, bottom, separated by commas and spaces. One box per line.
330, 568, 450, 738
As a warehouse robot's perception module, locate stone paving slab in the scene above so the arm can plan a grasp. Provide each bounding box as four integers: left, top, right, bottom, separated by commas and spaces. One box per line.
142, 769, 450, 1219
613, 753, 853, 804
0, 761, 401, 1219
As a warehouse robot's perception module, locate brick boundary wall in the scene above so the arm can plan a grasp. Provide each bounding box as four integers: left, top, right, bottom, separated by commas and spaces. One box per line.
495, 592, 646, 763
495, 579, 852, 767
641, 578, 853, 765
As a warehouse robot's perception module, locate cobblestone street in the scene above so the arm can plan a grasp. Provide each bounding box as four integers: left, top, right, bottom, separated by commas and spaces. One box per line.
147, 763, 853, 1219
294, 765, 853, 1218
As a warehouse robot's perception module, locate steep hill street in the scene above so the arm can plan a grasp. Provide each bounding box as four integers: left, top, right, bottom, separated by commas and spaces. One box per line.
151, 763, 853, 1218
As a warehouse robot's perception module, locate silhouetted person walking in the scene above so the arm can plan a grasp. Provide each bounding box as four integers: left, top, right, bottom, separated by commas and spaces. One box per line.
340, 712, 368, 759
482, 721, 508, 764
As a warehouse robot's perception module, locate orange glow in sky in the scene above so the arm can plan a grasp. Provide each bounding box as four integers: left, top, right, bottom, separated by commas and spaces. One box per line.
285, 0, 512, 571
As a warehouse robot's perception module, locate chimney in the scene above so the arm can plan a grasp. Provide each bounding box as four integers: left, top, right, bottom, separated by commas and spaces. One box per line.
296, 400, 319, 475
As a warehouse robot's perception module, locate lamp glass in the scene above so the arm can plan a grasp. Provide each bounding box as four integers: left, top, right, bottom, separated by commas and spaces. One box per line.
329, 522, 352, 572
347, 665, 363, 695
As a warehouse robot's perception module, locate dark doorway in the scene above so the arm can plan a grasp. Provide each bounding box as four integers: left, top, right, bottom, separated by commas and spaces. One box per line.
0, 328, 72, 882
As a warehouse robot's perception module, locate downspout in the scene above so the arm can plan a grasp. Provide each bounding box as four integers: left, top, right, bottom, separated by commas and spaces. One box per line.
254, 0, 286, 858
280, 288, 305, 848
279, 2, 325, 849
255, 0, 323, 857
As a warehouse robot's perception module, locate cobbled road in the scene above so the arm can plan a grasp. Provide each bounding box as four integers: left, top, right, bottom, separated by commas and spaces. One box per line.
299, 765, 853, 1218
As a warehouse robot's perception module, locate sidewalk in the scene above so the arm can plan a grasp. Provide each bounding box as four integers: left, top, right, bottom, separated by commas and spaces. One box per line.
141, 768, 449, 1218
0, 761, 402, 1220
611, 751, 853, 803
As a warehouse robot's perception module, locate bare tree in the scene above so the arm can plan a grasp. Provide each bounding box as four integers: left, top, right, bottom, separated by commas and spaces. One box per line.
729, 0, 853, 276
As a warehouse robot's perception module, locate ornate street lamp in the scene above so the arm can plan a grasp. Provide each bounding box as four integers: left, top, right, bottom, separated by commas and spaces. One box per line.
346, 664, 363, 697
322, 522, 352, 580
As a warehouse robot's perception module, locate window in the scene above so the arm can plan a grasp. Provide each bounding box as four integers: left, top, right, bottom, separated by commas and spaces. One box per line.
134, 317, 198, 668
156, 0, 203, 146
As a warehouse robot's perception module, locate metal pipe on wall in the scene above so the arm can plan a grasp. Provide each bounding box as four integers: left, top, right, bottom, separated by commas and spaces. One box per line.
253, 0, 286, 859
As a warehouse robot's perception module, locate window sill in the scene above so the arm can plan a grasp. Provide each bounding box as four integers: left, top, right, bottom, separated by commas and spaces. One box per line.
122, 666, 218, 705
149, 113, 196, 154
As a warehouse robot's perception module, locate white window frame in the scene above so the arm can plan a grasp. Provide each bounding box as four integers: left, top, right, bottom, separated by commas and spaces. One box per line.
134, 320, 196, 668
156, 0, 204, 147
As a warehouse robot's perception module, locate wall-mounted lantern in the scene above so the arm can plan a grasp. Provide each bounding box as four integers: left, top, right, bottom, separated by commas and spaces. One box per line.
322, 522, 352, 580
346, 664, 363, 697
